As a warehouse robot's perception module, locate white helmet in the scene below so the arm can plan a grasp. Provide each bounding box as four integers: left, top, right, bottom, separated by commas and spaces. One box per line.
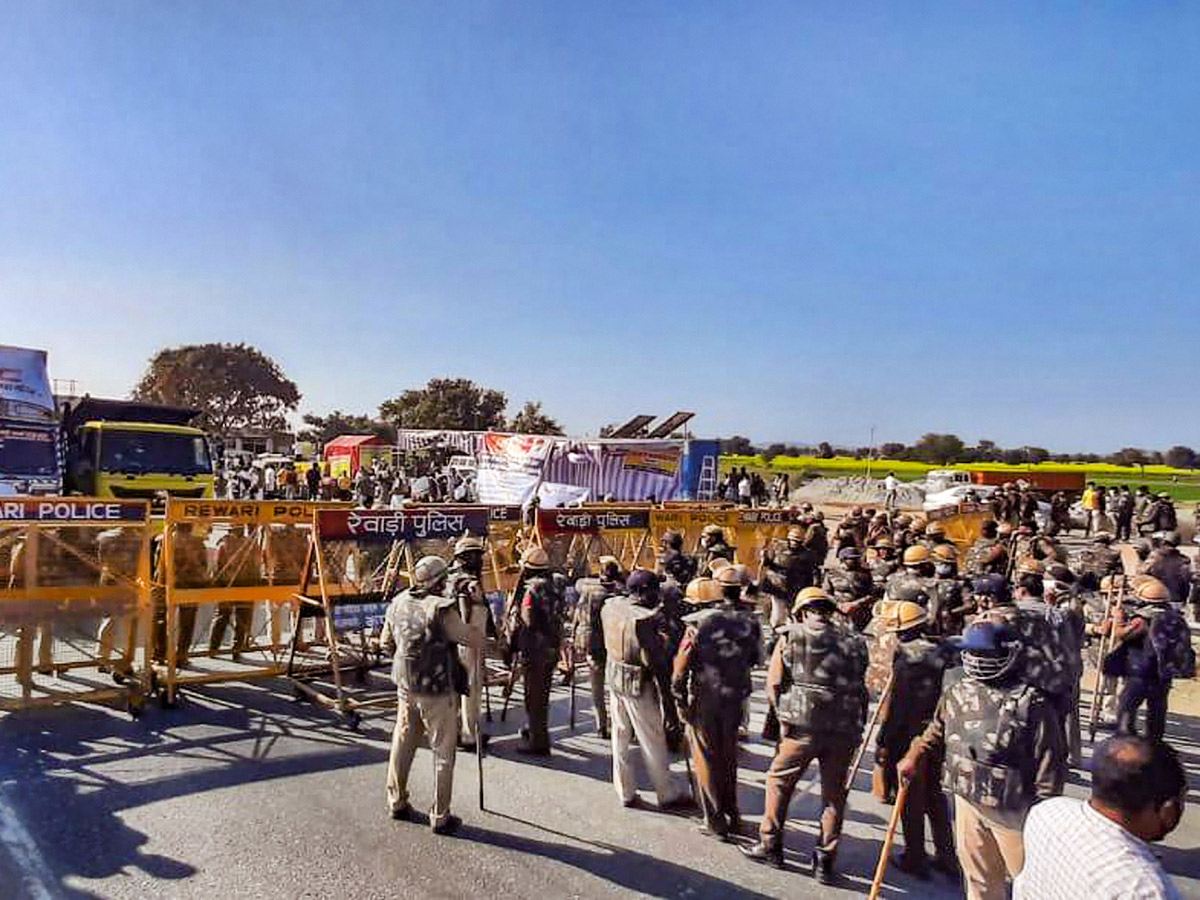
412, 555, 449, 591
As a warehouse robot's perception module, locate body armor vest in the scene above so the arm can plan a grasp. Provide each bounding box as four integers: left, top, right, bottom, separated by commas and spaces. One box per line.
942, 679, 1037, 812
687, 607, 761, 702
775, 623, 867, 734
388, 590, 460, 695
601, 598, 657, 698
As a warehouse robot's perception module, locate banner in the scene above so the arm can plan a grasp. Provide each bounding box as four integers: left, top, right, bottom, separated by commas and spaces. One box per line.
0, 346, 55, 423
620, 449, 679, 477
0, 498, 148, 523
168, 499, 329, 525
475, 432, 554, 506
649, 509, 738, 533
538, 507, 651, 535
318, 507, 490, 543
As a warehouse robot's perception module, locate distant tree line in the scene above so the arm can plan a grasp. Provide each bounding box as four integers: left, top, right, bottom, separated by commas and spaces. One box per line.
721, 432, 1200, 470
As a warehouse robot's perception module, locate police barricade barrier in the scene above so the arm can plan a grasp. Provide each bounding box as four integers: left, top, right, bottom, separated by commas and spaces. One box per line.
927, 502, 992, 563
0, 498, 152, 714
157, 499, 337, 705
294, 505, 495, 727
649, 508, 741, 569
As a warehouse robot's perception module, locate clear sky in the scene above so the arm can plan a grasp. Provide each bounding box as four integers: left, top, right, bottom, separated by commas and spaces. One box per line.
1, 2, 1197, 452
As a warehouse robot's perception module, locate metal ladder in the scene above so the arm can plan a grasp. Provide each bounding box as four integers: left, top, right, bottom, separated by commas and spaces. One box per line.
695, 454, 718, 501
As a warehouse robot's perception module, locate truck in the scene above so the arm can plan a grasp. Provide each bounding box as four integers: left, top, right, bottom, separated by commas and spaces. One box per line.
60, 397, 215, 501
0, 345, 61, 495
968, 469, 1086, 495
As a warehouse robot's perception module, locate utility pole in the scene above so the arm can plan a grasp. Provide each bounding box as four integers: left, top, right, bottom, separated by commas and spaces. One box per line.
866, 424, 877, 477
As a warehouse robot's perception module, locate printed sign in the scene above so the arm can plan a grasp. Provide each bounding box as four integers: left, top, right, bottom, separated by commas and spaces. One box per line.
318, 507, 490, 543
0, 499, 148, 522
169, 499, 331, 525
537, 508, 651, 534
649, 509, 739, 533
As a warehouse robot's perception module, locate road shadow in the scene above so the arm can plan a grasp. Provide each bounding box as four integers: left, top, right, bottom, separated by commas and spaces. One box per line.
467, 812, 779, 900
0, 681, 388, 899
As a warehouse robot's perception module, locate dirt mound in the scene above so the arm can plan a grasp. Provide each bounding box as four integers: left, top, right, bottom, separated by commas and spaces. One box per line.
789, 476, 925, 509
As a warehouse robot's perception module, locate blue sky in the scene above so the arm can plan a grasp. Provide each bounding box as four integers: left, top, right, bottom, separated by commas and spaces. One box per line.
1, 2, 1197, 451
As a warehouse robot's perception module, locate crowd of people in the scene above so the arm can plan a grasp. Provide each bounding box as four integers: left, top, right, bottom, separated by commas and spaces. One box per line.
381, 500, 1197, 898
213, 455, 478, 507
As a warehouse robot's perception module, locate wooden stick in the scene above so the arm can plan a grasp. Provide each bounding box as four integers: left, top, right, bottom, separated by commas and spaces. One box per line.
867, 780, 909, 900
845, 672, 894, 794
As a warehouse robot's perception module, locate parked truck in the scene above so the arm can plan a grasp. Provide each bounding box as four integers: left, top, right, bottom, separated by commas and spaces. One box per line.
59, 397, 215, 501
0, 345, 61, 495
968, 468, 1086, 495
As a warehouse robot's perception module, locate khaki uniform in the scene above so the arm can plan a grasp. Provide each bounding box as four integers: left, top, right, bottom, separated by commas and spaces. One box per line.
264, 525, 308, 648
95, 528, 142, 669
446, 565, 488, 744
384, 588, 482, 827
208, 530, 262, 655
602, 597, 686, 806
154, 529, 210, 663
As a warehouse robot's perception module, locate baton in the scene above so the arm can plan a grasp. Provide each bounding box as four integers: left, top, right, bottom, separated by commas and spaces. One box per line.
568, 638, 577, 730
477, 653, 485, 811
500, 656, 523, 723
845, 672, 894, 794
867, 779, 910, 900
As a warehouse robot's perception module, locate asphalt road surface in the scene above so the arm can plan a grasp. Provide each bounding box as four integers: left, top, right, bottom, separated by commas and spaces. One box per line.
0, 663, 1198, 900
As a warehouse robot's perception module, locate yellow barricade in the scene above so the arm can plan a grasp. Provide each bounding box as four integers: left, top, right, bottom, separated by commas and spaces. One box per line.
927, 502, 992, 562
157, 499, 337, 705
0, 498, 152, 714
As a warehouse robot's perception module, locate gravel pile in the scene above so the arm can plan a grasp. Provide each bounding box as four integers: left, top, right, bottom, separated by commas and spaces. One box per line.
789, 476, 926, 508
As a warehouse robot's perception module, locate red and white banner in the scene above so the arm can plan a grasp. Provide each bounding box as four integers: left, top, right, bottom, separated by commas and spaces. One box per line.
475, 432, 555, 506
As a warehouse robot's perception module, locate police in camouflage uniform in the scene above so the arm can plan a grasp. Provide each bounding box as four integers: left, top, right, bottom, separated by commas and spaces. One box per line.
929, 543, 971, 636
885, 545, 937, 608
868, 536, 900, 591
872, 600, 957, 879
1137, 531, 1192, 605
761, 526, 817, 630
1138, 492, 1177, 535
1104, 577, 1195, 742
823, 546, 875, 631
574, 556, 623, 739
964, 520, 1007, 578
446, 533, 490, 750
657, 530, 696, 588
384, 555, 484, 834
1071, 531, 1123, 592
742, 586, 868, 884
513, 546, 563, 756
671, 570, 762, 840
804, 513, 829, 573
602, 569, 690, 809
696, 524, 735, 572
900, 622, 1066, 900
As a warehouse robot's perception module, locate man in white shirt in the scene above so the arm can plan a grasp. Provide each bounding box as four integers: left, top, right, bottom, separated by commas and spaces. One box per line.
1014, 735, 1186, 899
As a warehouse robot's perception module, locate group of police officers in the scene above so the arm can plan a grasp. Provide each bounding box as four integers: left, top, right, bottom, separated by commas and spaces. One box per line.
381, 503, 1195, 898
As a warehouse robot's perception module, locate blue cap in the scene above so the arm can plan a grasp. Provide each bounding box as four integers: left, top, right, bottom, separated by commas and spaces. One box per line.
972, 574, 1010, 601
954, 621, 1017, 652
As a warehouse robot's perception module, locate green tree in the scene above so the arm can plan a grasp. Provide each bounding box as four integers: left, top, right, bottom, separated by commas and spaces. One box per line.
508, 401, 565, 435
911, 433, 966, 465
1164, 445, 1197, 469
379, 378, 507, 431
879, 442, 907, 460
720, 435, 755, 455
132, 343, 300, 434
817, 441, 834, 459
297, 410, 396, 447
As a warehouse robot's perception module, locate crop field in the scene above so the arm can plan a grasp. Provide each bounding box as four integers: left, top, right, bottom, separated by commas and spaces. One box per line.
721, 455, 1200, 503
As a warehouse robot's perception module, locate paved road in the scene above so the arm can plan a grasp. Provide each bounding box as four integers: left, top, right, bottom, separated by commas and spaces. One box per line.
0, 665, 1198, 900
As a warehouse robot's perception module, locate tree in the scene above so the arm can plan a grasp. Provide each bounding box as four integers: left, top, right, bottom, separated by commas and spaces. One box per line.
508, 401, 564, 435
297, 410, 396, 447
911, 433, 965, 465
720, 435, 755, 456
1165, 446, 1197, 469
379, 378, 507, 431
1109, 447, 1148, 468
761, 442, 788, 463
879, 442, 907, 460
1026, 446, 1050, 464
817, 441, 834, 459
132, 343, 300, 434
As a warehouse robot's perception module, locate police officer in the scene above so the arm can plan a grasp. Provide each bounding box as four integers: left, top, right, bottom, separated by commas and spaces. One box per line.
899, 622, 1066, 900
1072, 531, 1123, 591
805, 511, 829, 573
922, 521, 955, 552
868, 536, 899, 589
658, 530, 696, 587
761, 526, 816, 630
886, 545, 937, 607
512, 546, 562, 756
671, 568, 762, 840
964, 520, 1007, 578
1137, 531, 1192, 605
154, 522, 211, 667
447, 532, 490, 751
93, 525, 141, 675
383, 555, 484, 834
872, 600, 956, 880
697, 524, 735, 571
929, 543, 971, 636
1138, 492, 1177, 535
741, 586, 868, 884
602, 569, 690, 810
263, 522, 308, 648
1104, 577, 1194, 742
574, 555, 623, 739
208, 525, 262, 660
823, 546, 874, 631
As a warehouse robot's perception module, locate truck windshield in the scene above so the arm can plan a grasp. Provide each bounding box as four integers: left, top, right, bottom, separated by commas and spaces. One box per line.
99, 431, 212, 476
0, 426, 58, 475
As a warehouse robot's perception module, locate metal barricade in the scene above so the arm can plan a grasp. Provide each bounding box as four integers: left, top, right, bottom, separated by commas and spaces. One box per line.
292, 505, 496, 727
0, 498, 152, 715
156, 499, 332, 705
